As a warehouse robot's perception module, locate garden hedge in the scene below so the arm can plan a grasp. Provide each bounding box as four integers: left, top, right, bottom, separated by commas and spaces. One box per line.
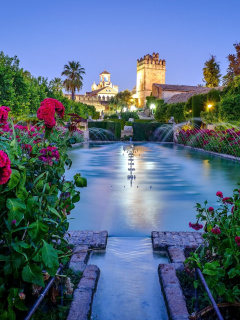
132, 122, 173, 141
88, 121, 121, 139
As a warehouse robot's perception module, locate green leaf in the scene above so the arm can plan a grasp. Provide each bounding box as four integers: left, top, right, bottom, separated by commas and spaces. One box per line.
74, 174, 87, 188
22, 263, 44, 286
72, 193, 80, 203
48, 206, 61, 219
7, 169, 20, 190
7, 198, 26, 225
28, 221, 48, 239
33, 172, 47, 186
47, 195, 58, 206
215, 282, 226, 295
42, 240, 59, 275
16, 187, 28, 201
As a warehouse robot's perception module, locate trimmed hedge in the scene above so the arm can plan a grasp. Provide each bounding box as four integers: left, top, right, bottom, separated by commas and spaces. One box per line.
88, 121, 121, 139
132, 122, 173, 141
134, 119, 155, 123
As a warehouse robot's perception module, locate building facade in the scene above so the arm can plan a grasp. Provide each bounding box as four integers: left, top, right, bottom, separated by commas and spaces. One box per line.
65, 70, 118, 112
135, 53, 166, 107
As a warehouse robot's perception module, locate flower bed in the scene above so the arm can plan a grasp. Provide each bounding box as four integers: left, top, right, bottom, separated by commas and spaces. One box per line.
185, 189, 240, 318
0, 99, 87, 319
178, 128, 240, 157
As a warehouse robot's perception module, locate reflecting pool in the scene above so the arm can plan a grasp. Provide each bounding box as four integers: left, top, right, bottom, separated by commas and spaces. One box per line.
66, 142, 240, 236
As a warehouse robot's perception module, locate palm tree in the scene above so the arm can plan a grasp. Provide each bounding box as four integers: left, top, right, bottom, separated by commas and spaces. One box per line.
61, 61, 85, 100
49, 77, 64, 92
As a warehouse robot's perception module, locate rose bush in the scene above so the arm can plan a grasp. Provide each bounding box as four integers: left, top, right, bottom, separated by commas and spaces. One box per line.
0, 99, 86, 319
187, 189, 240, 303
178, 128, 240, 157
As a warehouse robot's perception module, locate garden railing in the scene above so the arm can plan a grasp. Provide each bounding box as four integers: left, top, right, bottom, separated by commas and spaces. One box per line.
24, 264, 63, 320
194, 267, 224, 320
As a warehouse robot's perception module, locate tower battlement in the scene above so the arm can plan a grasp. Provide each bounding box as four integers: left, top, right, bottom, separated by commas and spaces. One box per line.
137, 52, 166, 66
136, 52, 166, 107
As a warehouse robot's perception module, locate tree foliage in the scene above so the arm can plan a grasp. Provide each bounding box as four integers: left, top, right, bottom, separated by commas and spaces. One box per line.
0, 52, 96, 120
109, 90, 134, 111
223, 42, 240, 85
61, 61, 85, 101
203, 55, 221, 87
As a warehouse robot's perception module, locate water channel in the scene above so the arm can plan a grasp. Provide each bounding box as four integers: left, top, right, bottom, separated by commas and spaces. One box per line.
66, 142, 240, 320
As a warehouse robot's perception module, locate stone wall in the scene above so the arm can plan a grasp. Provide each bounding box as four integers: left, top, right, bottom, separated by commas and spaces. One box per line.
136, 53, 166, 107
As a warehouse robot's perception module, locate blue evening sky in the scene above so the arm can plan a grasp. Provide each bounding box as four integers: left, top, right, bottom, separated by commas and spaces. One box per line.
1, 0, 240, 93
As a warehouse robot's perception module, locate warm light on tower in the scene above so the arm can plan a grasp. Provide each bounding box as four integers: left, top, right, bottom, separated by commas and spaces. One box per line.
208, 104, 213, 109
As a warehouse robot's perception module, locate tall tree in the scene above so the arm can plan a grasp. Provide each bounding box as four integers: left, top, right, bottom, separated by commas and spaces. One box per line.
61, 61, 85, 100
203, 55, 221, 87
109, 90, 133, 111
223, 42, 240, 85
49, 77, 64, 92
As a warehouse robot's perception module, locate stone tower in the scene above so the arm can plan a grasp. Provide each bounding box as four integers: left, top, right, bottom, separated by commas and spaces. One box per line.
136, 53, 166, 107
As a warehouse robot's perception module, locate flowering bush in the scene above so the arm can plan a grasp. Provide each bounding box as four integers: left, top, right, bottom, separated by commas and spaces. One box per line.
0, 100, 87, 319
187, 189, 240, 303
178, 128, 240, 157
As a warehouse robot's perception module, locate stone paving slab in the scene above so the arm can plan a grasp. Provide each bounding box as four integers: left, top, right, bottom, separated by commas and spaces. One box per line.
67, 265, 100, 320
158, 264, 189, 320
152, 231, 203, 250
66, 230, 108, 249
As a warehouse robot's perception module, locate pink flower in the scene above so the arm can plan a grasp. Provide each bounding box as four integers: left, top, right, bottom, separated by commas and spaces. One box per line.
208, 207, 214, 212
39, 146, 60, 164
37, 98, 65, 129
0, 150, 12, 185
216, 191, 223, 198
189, 222, 203, 231
222, 197, 233, 205
11, 220, 16, 225
21, 144, 32, 153
211, 227, 221, 235
235, 236, 240, 246
0, 106, 10, 124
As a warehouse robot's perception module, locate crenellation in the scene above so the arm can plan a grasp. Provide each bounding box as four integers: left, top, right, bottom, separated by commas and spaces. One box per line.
135, 52, 166, 107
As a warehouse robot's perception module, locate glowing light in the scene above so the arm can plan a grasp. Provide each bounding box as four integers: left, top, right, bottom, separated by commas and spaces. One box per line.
208, 104, 213, 109
150, 104, 156, 110
123, 107, 127, 112
189, 110, 192, 112
130, 105, 137, 111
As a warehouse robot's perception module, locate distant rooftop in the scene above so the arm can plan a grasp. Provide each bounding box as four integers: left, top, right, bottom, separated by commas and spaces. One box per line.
167, 87, 223, 104
153, 84, 201, 92
100, 70, 110, 75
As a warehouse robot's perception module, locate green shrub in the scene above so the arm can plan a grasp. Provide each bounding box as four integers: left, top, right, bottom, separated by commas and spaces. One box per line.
120, 111, 139, 121
88, 121, 121, 139
207, 89, 221, 103
192, 93, 207, 127
134, 119, 155, 123
155, 103, 168, 122
125, 121, 133, 126
108, 118, 125, 130
132, 122, 172, 141
166, 102, 185, 123
219, 94, 240, 124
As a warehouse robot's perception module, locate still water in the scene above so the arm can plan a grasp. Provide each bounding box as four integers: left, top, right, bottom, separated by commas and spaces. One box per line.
67, 142, 240, 235
66, 142, 240, 320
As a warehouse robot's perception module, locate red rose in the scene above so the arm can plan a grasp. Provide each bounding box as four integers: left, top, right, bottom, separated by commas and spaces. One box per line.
216, 191, 223, 198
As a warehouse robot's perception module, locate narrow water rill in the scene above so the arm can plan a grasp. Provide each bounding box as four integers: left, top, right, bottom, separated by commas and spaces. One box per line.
90, 237, 169, 320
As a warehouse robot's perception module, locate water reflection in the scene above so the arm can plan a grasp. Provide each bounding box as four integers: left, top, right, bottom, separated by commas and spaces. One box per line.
66, 143, 240, 236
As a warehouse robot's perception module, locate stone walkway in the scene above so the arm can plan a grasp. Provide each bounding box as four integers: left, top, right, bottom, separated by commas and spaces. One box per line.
152, 231, 203, 250
152, 231, 204, 320
66, 230, 108, 249
66, 231, 108, 320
